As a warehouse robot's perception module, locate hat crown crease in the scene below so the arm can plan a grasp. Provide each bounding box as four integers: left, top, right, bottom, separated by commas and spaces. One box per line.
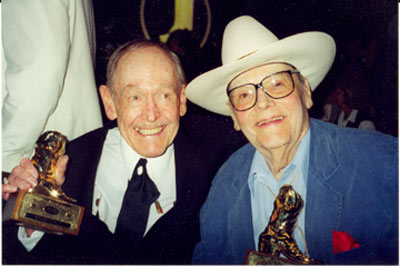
222, 16, 279, 65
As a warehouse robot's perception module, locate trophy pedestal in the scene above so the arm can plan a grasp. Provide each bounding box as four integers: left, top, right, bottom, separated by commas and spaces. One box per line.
3, 189, 84, 235
245, 249, 301, 265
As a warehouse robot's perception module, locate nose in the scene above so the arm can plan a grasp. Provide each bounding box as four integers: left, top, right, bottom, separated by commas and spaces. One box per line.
256, 85, 275, 109
144, 96, 160, 122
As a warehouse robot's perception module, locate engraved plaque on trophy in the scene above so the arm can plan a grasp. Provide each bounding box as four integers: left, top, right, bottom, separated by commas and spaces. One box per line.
244, 185, 323, 265
3, 131, 84, 235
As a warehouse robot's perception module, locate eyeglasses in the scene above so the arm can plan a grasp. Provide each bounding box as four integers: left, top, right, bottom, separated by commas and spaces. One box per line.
227, 69, 300, 111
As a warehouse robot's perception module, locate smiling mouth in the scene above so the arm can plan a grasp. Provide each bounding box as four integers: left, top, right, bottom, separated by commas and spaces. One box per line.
135, 126, 164, 136
256, 116, 284, 126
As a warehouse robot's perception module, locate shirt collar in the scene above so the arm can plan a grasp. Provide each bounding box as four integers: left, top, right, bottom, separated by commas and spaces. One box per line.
339, 109, 358, 124
119, 129, 174, 181
348, 109, 358, 123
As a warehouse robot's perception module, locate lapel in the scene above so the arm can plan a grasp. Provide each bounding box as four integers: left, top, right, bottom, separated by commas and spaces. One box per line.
142, 125, 209, 237
141, 124, 216, 254
172, 127, 209, 211
228, 144, 256, 256
64, 127, 109, 210
81, 129, 108, 209
306, 119, 343, 260
229, 179, 256, 257
173, 130, 192, 209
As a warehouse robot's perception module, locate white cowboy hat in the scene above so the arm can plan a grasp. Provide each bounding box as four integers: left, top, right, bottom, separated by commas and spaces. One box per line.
186, 15, 336, 116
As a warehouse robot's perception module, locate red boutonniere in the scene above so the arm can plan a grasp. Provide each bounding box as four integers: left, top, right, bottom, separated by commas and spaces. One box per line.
332, 231, 360, 254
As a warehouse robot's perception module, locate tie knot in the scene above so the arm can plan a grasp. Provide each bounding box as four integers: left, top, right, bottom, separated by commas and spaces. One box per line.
136, 158, 147, 176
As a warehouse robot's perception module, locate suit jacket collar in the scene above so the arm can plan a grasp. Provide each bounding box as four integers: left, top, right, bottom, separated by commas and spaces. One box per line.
229, 144, 257, 254
64, 127, 108, 209
308, 119, 340, 182
229, 178, 257, 255
305, 119, 342, 261
173, 125, 216, 210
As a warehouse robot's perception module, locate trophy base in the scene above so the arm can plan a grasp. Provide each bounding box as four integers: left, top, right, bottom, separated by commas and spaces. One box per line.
3, 189, 84, 235
244, 249, 301, 265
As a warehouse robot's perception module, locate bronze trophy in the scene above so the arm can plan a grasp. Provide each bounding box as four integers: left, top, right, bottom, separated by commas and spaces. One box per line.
244, 185, 323, 265
3, 131, 84, 235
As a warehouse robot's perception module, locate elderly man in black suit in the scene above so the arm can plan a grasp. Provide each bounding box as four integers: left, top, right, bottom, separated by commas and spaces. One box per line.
2, 40, 245, 264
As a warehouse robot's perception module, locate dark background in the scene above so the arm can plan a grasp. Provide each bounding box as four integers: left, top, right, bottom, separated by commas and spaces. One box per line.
93, 0, 398, 136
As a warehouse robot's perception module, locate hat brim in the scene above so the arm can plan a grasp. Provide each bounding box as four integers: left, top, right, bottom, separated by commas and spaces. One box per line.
186, 31, 336, 116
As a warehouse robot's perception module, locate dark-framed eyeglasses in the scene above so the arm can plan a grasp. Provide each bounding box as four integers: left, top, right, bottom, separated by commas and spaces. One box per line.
227, 69, 300, 112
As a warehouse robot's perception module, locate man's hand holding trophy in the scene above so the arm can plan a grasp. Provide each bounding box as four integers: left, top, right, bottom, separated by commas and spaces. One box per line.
3, 131, 84, 236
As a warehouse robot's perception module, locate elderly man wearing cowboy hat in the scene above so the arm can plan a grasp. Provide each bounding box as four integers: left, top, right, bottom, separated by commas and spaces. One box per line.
186, 16, 398, 265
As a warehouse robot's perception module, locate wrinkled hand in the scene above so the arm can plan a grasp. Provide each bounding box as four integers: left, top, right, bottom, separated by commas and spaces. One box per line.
2, 155, 69, 200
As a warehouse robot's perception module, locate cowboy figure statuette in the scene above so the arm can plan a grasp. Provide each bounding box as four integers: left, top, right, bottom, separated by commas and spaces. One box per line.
245, 185, 323, 265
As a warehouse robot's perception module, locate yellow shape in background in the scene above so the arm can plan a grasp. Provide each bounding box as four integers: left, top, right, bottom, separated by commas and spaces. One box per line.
159, 0, 194, 43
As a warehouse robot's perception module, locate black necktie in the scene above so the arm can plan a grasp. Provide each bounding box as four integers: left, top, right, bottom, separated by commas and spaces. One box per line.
115, 158, 160, 245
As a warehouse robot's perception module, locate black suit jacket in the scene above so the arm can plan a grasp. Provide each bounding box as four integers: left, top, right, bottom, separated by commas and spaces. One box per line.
3, 107, 246, 264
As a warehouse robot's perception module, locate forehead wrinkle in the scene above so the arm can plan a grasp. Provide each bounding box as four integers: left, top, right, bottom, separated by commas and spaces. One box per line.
119, 84, 139, 94
114, 55, 178, 94
119, 82, 178, 95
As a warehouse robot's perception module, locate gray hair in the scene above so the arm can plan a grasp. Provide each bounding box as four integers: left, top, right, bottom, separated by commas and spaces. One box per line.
106, 39, 186, 93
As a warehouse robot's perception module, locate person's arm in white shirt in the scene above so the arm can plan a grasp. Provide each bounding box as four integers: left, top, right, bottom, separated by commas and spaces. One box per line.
359, 120, 376, 131
2, 0, 71, 172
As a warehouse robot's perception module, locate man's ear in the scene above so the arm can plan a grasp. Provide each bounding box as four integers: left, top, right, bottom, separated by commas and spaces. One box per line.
227, 102, 241, 131
179, 84, 187, 117
302, 80, 313, 110
99, 85, 117, 120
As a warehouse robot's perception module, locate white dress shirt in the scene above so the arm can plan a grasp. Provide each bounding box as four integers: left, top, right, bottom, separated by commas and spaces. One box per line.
92, 127, 176, 234
18, 127, 177, 250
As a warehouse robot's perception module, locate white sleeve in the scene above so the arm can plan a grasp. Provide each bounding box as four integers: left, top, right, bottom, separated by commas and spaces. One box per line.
17, 226, 45, 252
358, 120, 376, 131
2, 0, 70, 172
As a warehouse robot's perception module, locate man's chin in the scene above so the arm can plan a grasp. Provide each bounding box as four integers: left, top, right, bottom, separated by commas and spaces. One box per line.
136, 145, 169, 158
